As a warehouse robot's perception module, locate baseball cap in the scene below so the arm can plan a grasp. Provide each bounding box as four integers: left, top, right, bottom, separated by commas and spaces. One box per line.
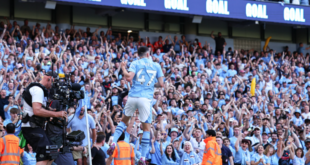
254, 127, 260, 130
294, 109, 301, 114
241, 139, 250, 145
45, 71, 58, 78
305, 138, 310, 144
171, 127, 178, 133
16, 64, 23, 69
229, 118, 234, 122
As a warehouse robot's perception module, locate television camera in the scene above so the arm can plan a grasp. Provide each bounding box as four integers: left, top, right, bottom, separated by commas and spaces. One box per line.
51, 73, 84, 106
46, 130, 86, 159
45, 59, 86, 158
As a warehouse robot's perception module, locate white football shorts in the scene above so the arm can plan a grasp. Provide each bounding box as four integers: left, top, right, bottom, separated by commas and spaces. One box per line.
124, 97, 152, 123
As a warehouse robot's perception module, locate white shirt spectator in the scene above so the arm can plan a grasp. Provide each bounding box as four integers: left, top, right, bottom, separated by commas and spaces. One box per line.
302, 112, 310, 119
190, 137, 205, 160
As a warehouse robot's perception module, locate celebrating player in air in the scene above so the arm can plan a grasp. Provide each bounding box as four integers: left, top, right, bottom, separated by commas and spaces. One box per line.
107, 46, 164, 165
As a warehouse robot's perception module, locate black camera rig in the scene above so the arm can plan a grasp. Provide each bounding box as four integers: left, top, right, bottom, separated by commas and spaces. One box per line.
45, 59, 86, 159
46, 130, 86, 159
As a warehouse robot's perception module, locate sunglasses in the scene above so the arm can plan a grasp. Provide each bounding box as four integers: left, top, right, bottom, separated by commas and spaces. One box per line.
162, 133, 167, 136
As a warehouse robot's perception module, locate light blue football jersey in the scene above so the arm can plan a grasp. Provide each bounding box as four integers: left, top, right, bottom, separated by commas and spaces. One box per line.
128, 58, 164, 99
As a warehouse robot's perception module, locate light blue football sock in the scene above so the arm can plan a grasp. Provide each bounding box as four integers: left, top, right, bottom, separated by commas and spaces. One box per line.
140, 131, 150, 159
112, 121, 127, 143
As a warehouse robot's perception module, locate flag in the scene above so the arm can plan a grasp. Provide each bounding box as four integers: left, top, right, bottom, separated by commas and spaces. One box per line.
18, 131, 27, 148
75, 98, 85, 116
250, 78, 256, 97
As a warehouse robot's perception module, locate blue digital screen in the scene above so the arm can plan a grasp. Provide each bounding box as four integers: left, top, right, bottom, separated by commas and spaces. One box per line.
55, 0, 310, 25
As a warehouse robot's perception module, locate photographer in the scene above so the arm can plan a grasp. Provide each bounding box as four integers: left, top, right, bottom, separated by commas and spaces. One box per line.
21, 72, 67, 165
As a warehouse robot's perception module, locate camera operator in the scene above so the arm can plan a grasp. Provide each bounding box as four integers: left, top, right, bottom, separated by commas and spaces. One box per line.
21, 72, 67, 165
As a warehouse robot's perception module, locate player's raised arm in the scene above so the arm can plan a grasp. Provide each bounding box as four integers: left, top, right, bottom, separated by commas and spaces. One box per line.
121, 61, 135, 81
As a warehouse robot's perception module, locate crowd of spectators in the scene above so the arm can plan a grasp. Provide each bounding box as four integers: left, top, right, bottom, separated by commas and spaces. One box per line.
255, 0, 309, 5
1, 18, 310, 165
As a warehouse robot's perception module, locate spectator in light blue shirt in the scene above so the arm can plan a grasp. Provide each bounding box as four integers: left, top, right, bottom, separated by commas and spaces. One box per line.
153, 49, 165, 62
25, 60, 34, 71
297, 43, 310, 55
3, 96, 18, 120
292, 148, 306, 165
169, 99, 181, 116
0, 60, 9, 72
22, 144, 36, 165
3, 108, 22, 136
67, 106, 96, 147
226, 64, 237, 81
291, 109, 304, 127
250, 145, 270, 165
229, 126, 240, 150
179, 141, 201, 165
264, 145, 280, 165
161, 144, 180, 165
295, 62, 305, 77
150, 130, 163, 165
234, 137, 251, 165
195, 54, 205, 67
